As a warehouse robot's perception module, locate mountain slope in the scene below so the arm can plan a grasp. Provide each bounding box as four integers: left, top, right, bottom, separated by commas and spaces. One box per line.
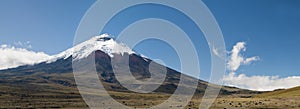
255, 86, 300, 98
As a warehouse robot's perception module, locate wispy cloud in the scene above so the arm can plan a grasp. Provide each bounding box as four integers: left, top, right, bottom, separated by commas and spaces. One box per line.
14, 41, 32, 49
212, 45, 222, 58
0, 44, 51, 70
224, 42, 300, 91
243, 56, 260, 65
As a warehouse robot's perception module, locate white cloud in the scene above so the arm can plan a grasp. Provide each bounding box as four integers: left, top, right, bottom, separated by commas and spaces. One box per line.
224, 74, 300, 91
0, 45, 51, 70
224, 42, 300, 91
227, 42, 260, 72
1, 44, 8, 48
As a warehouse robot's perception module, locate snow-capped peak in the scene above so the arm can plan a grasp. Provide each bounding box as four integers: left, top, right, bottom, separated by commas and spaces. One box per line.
48, 34, 135, 63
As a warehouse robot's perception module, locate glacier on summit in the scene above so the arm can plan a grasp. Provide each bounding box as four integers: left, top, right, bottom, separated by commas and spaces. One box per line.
48, 34, 135, 63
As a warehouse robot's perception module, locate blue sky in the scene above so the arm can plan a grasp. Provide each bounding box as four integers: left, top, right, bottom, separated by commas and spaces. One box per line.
204, 0, 300, 77
0, 0, 299, 90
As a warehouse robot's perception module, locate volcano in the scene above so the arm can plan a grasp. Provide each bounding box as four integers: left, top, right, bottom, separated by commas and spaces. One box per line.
0, 34, 258, 108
